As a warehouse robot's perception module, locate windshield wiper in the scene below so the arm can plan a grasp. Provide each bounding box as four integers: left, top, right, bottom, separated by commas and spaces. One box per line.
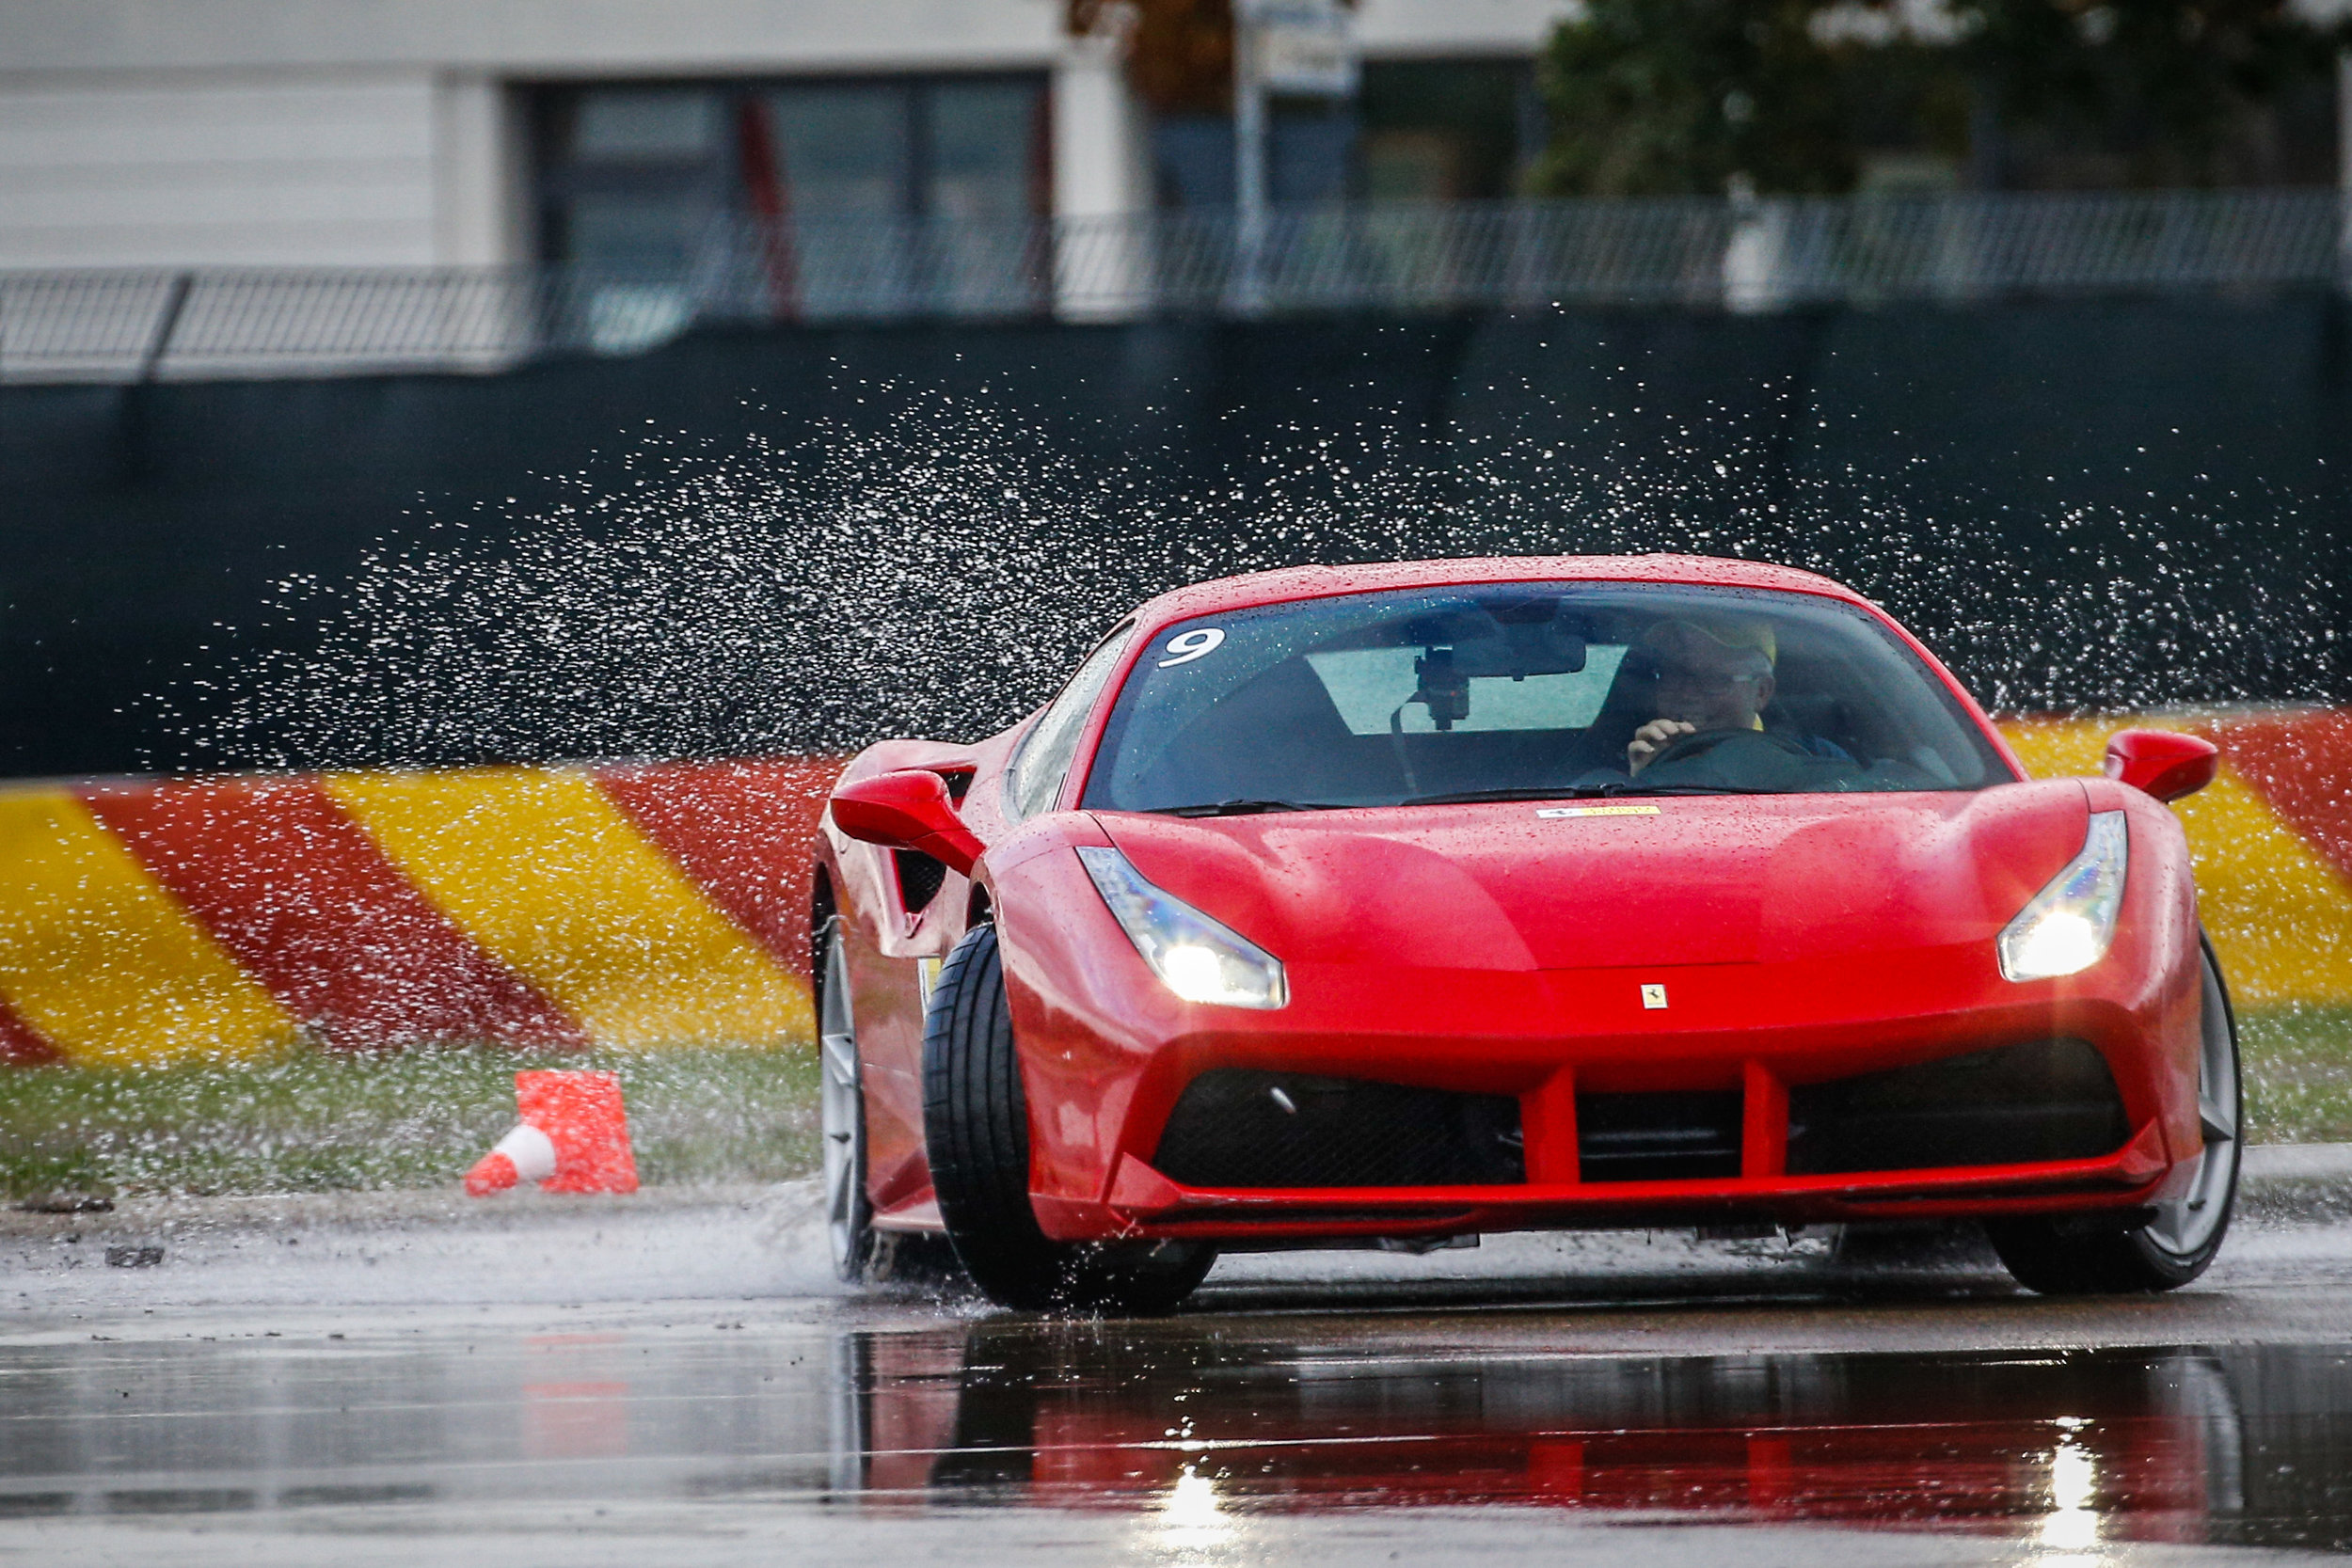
1154, 799, 1342, 817
1399, 784, 1631, 806
1613, 784, 1794, 796
1400, 781, 1803, 806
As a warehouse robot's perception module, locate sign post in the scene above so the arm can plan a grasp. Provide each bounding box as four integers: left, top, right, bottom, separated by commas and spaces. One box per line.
1232, 0, 1357, 312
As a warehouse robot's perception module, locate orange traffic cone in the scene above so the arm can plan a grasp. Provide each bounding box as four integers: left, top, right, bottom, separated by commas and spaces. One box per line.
465, 1069, 640, 1196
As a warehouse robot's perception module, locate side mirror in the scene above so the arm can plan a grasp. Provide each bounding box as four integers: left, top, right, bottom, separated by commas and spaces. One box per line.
829, 769, 986, 876
2104, 729, 2218, 803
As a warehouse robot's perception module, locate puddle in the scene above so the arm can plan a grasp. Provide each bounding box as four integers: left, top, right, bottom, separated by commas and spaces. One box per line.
827, 1325, 2346, 1552
4, 1313, 2350, 1551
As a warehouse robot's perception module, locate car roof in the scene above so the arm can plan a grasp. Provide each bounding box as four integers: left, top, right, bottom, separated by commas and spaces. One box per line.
1125, 555, 1870, 628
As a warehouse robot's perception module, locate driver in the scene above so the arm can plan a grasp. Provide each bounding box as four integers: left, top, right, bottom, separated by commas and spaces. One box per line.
1626, 617, 1840, 774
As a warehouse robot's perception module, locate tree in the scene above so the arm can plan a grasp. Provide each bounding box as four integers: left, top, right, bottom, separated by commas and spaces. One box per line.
1532, 0, 2349, 197
1956, 0, 2346, 187
1533, 0, 1860, 195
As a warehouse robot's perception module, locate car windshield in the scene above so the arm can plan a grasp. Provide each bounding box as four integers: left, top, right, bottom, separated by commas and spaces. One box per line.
1079, 582, 2012, 813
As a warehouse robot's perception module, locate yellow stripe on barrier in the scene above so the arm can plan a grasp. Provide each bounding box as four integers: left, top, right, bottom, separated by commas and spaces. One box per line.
2001, 719, 2352, 1006
1995, 717, 2115, 781
324, 767, 813, 1048
2176, 770, 2352, 1006
0, 789, 297, 1067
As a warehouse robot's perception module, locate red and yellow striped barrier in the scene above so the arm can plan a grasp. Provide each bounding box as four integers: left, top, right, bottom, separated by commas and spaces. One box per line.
0, 759, 837, 1068
0, 713, 2342, 1069
2001, 710, 2352, 1006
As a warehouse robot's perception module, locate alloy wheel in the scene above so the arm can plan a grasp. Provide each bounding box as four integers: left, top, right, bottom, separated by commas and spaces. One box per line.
818, 923, 868, 1280
2142, 950, 2240, 1259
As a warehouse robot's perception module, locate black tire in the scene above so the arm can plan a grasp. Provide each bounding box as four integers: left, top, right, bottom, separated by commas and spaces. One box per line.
1988, 936, 2242, 1294
922, 923, 1215, 1313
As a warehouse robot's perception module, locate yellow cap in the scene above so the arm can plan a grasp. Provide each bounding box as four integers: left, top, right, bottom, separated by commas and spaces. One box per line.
1643, 616, 1776, 668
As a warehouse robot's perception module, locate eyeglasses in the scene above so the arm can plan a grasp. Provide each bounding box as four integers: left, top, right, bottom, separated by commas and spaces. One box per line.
1628, 657, 1762, 689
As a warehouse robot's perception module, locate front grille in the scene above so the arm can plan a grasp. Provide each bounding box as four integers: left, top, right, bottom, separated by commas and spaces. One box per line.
1786, 1037, 2130, 1176
1578, 1091, 1744, 1182
1152, 1069, 1525, 1189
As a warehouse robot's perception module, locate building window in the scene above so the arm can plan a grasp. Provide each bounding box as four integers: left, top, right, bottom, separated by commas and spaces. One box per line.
550, 87, 731, 273
533, 75, 1050, 330
1152, 105, 1358, 208
1146, 59, 1540, 210
1357, 60, 1540, 202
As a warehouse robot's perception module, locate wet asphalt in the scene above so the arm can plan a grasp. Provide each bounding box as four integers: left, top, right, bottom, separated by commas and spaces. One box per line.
8, 1155, 2352, 1565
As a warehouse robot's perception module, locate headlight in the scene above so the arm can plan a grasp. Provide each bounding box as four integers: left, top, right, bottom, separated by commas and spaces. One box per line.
1997, 811, 2128, 982
1077, 846, 1288, 1008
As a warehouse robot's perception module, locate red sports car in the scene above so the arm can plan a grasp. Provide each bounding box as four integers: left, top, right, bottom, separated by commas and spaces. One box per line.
816, 556, 2239, 1311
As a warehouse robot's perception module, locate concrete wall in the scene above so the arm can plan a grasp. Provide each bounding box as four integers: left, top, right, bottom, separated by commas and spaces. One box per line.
0, 70, 449, 267
0, 0, 1572, 268
0, 760, 834, 1066
0, 715, 2342, 1071
0, 1, 1063, 75
0, 0, 1568, 73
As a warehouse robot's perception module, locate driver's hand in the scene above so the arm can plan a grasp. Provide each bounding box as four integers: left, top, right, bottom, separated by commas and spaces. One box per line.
1628, 720, 1696, 775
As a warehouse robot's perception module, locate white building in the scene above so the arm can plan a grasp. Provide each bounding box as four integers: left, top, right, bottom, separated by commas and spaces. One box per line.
0, 0, 1573, 273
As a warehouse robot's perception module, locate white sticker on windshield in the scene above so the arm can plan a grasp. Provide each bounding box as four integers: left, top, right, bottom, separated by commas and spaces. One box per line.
1157, 627, 1226, 668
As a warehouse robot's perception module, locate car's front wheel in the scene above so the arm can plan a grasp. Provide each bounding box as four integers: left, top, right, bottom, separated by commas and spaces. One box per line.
922, 923, 1215, 1313
1987, 935, 2241, 1294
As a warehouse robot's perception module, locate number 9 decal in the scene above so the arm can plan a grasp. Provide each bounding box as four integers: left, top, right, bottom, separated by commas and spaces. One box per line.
1157, 627, 1226, 668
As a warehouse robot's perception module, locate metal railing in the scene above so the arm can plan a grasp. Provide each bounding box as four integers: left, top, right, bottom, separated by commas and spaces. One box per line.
5, 189, 2342, 383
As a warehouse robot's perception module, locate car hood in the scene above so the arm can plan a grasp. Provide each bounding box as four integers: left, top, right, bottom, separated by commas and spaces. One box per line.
1091, 783, 2090, 972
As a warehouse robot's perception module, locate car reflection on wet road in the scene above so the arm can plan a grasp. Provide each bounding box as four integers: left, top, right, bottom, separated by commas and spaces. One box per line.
8, 1312, 2352, 1558
12, 1186, 2352, 1565
845, 1328, 2291, 1544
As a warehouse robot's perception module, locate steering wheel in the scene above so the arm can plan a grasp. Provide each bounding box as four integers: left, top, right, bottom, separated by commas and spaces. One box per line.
1641, 727, 1817, 774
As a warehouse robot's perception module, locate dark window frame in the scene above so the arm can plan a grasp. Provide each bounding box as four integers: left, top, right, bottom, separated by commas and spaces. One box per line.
528, 71, 1054, 265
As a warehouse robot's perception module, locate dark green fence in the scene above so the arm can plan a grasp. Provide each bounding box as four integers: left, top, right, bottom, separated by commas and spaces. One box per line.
4, 296, 2346, 778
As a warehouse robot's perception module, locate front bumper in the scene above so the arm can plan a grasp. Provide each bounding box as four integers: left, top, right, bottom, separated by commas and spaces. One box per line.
1032, 1119, 2174, 1243
993, 827, 2205, 1250
1007, 944, 2200, 1245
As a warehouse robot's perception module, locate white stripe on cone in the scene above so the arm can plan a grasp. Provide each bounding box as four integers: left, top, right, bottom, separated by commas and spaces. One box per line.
490, 1122, 558, 1182
463, 1120, 557, 1195
463, 1070, 639, 1197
